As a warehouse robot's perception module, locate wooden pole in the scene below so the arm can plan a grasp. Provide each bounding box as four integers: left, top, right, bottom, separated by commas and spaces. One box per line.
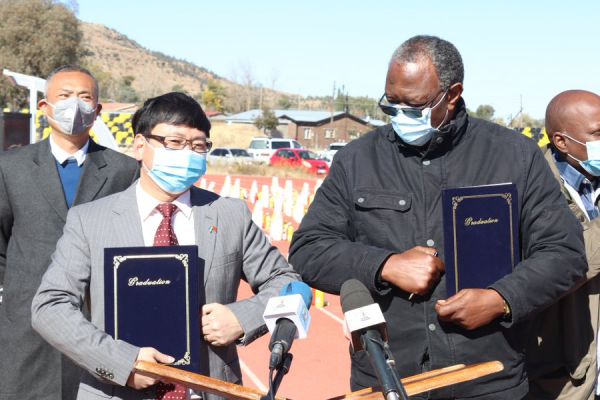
329, 361, 504, 399
133, 361, 288, 400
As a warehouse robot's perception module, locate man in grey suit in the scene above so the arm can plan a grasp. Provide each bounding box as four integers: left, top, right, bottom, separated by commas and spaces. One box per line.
0, 65, 139, 400
32, 92, 300, 400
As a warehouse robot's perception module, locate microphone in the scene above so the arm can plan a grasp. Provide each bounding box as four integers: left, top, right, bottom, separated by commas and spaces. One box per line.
341, 279, 404, 400
263, 281, 312, 369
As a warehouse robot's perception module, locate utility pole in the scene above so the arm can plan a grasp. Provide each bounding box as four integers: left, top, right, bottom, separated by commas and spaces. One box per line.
259, 87, 263, 109
519, 95, 523, 128
345, 89, 349, 141
329, 81, 336, 145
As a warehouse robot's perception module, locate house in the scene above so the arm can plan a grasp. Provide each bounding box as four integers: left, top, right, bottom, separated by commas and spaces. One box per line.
226, 109, 379, 150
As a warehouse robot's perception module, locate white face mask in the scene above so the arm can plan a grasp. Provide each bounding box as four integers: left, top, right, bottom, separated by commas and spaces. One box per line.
46, 97, 97, 135
389, 90, 448, 146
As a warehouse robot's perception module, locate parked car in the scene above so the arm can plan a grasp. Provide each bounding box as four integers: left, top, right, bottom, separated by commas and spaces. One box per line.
269, 148, 329, 175
317, 142, 347, 167
207, 147, 254, 166
248, 137, 303, 164
317, 152, 333, 165
328, 142, 347, 156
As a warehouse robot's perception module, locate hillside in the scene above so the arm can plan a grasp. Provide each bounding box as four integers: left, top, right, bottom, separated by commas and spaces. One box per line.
80, 22, 220, 99
79, 22, 309, 111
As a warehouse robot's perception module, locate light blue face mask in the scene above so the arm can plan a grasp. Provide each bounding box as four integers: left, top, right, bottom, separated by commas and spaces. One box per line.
563, 133, 600, 176
390, 90, 448, 146
143, 138, 207, 194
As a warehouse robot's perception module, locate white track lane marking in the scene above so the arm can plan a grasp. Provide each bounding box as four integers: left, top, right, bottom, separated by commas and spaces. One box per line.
315, 305, 344, 324
239, 358, 268, 393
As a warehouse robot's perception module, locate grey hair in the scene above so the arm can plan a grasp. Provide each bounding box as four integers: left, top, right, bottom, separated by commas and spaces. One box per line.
391, 35, 464, 90
44, 64, 99, 101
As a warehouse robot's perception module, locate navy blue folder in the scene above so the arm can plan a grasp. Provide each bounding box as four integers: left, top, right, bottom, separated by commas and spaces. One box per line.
442, 184, 520, 297
104, 245, 202, 372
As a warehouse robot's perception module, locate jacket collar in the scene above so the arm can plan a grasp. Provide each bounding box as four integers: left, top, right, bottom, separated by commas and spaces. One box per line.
543, 145, 576, 201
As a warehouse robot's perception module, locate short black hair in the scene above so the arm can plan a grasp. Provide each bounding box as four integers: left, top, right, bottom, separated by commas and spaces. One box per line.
45, 64, 99, 99
392, 35, 464, 90
132, 92, 211, 137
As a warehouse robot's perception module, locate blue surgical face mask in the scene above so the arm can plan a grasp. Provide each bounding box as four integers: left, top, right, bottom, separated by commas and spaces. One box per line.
143, 138, 207, 194
563, 133, 600, 176
391, 90, 448, 146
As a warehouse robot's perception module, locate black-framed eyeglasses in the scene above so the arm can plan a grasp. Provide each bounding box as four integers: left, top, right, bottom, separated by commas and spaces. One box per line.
143, 134, 213, 154
378, 89, 446, 118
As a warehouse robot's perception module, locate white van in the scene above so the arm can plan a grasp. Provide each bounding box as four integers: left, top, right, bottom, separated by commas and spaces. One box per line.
328, 142, 347, 156
320, 142, 347, 166
248, 137, 303, 164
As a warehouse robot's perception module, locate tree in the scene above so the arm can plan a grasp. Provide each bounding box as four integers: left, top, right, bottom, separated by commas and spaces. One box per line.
202, 79, 226, 111
474, 105, 495, 121
509, 112, 544, 129
253, 107, 278, 134
278, 94, 293, 110
82, 62, 117, 101
117, 75, 138, 103
225, 61, 259, 113
0, 0, 82, 108
350, 96, 377, 118
492, 117, 506, 127
334, 88, 346, 112
171, 84, 189, 95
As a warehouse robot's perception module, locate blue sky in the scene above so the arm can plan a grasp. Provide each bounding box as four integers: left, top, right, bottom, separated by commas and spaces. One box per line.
78, 0, 600, 121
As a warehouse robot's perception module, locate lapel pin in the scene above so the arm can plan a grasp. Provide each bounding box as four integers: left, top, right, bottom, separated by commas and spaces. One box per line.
209, 225, 217, 233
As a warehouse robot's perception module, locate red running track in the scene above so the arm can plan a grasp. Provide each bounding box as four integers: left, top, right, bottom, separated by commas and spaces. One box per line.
202, 174, 352, 399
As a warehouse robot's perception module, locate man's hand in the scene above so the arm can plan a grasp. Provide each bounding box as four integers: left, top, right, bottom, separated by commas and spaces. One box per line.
126, 347, 174, 389
380, 246, 444, 296
435, 289, 506, 330
202, 303, 244, 346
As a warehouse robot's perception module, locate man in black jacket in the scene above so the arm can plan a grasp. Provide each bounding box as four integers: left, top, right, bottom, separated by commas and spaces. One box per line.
289, 35, 587, 399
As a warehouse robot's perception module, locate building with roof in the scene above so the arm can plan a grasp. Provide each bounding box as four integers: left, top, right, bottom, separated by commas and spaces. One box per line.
226, 109, 381, 150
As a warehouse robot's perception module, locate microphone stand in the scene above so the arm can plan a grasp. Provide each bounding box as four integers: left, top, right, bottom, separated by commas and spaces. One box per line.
361, 331, 410, 400
383, 341, 410, 400
261, 353, 293, 400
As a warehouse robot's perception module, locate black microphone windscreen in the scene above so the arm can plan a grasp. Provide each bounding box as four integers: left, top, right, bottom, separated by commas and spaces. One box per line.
340, 279, 374, 314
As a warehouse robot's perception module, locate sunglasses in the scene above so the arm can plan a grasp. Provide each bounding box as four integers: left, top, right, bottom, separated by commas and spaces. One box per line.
378, 89, 446, 118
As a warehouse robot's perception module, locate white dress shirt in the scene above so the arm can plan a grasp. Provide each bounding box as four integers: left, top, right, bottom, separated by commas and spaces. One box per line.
49, 133, 89, 166
136, 182, 195, 246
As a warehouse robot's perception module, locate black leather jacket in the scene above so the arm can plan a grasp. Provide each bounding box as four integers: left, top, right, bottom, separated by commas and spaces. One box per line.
289, 101, 587, 399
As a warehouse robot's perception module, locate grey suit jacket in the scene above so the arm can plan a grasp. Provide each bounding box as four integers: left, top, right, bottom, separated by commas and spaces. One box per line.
0, 138, 140, 400
32, 183, 300, 400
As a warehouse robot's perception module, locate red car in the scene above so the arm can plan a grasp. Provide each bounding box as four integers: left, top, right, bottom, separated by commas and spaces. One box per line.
269, 148, 329, 175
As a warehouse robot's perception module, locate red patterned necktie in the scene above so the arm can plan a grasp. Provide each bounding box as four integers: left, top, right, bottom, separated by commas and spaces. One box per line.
153, 203, 185, 400
154, 203, 179, 246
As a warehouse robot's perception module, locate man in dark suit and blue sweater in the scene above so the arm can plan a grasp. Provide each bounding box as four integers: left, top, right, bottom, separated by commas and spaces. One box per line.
0, 65, 139, 400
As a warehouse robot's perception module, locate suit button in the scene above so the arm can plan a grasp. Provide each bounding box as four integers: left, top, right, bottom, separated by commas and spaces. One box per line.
108, 373, 114, 379
95, 367, 101, 373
